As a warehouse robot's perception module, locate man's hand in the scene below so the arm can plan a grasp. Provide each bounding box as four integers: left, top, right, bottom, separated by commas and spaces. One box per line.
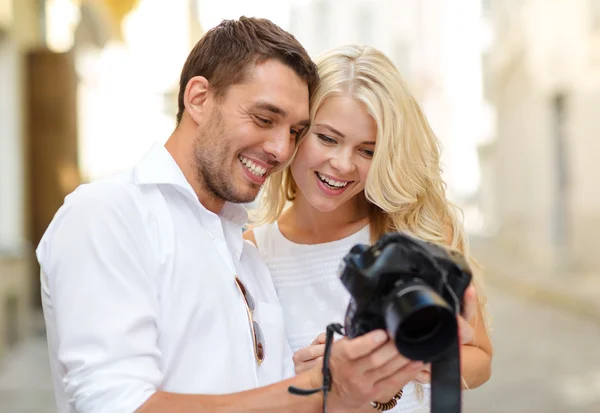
306, 330, 423, 411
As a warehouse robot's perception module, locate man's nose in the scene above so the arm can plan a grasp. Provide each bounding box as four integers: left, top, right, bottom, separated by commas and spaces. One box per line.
263, 130, 294, 164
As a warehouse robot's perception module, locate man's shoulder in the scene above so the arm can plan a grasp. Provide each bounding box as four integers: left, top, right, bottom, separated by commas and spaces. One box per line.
42, 170, 155, 242
36, 179, 143, 267
62, 176, 143, 215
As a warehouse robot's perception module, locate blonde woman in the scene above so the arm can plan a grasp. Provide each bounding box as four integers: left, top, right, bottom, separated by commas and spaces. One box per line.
244, 45, 492, 412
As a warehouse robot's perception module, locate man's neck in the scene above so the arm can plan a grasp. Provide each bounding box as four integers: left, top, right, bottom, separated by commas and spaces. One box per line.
165, 128, 225, 215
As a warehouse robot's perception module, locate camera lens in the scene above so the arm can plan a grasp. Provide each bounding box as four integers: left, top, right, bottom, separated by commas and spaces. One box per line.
400, 306, 443, 342
384, 281, 457, 362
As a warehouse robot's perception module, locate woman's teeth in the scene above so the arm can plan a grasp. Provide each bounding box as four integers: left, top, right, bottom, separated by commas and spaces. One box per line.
239, 155, 267, 177
316, 172, 348, 188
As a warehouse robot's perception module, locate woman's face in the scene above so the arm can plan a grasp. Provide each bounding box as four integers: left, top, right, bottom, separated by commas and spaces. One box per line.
290, 95, 377, 213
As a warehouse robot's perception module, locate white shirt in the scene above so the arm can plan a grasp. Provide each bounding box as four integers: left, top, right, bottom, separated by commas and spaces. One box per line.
37, 143, 294, 413
253, 221, 431, 413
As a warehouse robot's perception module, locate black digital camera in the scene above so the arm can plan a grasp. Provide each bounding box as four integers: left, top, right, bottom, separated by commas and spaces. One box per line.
339, 231, 472, 362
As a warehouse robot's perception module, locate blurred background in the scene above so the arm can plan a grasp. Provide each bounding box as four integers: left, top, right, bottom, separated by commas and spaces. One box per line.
0, 0, 599, 412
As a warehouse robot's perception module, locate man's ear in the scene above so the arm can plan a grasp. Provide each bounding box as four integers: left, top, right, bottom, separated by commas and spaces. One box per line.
183, 76, 211, 124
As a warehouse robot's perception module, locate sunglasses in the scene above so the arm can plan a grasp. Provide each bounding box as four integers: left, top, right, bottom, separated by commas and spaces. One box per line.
234, 276, 265, 365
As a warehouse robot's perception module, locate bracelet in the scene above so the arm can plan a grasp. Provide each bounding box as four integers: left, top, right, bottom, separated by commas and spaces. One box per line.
370, 389, 403, 411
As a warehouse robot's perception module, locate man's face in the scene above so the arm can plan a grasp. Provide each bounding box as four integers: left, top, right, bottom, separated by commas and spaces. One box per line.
194, 59, 310, 205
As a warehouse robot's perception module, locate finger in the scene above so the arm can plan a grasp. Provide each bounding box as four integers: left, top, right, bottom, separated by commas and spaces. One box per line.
357, 341, 409, 375
372, 361, 424, 396
458, 316, 475, 344
312, 333, 327, 345
293, 344, 325, 363
334, 330, 389, 361
364, 353, 415, 383
305, 344, 325, 360
462, 285, 477, 322
295, 356, 323, 374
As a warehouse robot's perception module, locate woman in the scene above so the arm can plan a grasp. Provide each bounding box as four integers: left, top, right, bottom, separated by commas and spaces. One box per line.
245, 45, 492, 412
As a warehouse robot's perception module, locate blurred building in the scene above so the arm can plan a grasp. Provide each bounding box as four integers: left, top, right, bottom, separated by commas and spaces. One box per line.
481, 0, 600, 272
1, 0, 47, 363
0, 0, 127, 363
0, 0, 201, 363
289, 0, 418, 76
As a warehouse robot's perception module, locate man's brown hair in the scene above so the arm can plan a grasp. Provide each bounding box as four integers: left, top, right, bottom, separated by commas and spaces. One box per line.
176, 16, 319, 123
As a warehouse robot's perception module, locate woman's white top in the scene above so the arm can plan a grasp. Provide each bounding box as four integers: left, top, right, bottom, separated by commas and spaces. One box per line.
253, 222, 430, 412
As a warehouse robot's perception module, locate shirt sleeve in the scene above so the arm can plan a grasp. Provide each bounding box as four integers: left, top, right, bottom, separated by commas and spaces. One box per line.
37, 182, 163, 413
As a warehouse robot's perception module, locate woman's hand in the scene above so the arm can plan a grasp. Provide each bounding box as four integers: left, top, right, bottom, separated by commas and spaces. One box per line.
415, 285, 478, 384
292, 332, 327, 374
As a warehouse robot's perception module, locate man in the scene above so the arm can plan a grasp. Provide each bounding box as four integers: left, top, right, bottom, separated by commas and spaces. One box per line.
37, 17, 425, 413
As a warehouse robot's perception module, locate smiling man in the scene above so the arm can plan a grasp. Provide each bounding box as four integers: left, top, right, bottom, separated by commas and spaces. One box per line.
36, 17, 425, 413
178, 58, 310, 212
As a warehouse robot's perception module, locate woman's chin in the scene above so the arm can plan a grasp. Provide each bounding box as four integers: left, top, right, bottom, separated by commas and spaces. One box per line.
308, 198, 343, 213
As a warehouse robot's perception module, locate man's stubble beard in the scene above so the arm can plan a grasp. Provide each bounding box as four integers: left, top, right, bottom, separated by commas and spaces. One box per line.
193, 108, 261, 205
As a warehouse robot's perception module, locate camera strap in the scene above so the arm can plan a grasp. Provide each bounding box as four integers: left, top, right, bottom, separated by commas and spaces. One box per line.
430, 339, 462, 413
287, 323, 344, 413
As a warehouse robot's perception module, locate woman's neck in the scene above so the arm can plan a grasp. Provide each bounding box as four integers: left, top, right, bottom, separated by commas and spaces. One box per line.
278, 192, 370, 244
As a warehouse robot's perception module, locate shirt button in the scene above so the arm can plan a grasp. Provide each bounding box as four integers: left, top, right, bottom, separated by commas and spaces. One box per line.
208, 232, 216, 240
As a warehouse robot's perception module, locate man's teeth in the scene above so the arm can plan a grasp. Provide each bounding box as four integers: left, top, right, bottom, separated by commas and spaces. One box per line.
239, 156, 267, 177
317, 172, 348, 188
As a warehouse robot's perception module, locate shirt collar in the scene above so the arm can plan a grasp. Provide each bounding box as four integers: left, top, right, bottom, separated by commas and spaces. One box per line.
134, 142, 248, 228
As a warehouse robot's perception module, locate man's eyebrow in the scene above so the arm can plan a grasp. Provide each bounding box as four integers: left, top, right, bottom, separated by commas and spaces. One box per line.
252, 101, 309, 127
252, 102, 288, 118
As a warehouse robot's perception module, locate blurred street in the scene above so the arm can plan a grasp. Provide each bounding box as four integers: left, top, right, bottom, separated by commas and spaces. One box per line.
463, 286, 600, 413
0, 326, 54, 413
1, 283, 600, 413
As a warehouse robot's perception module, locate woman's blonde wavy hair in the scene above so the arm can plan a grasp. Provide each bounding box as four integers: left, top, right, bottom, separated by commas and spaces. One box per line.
253, 44, 488, 329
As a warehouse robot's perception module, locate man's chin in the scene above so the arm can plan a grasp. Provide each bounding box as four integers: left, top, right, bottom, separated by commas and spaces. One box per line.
225, 187, 261, 205
241, 190, 261, 204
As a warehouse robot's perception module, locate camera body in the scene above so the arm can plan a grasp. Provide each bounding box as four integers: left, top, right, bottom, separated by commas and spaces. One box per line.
339, 232, 472, 362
